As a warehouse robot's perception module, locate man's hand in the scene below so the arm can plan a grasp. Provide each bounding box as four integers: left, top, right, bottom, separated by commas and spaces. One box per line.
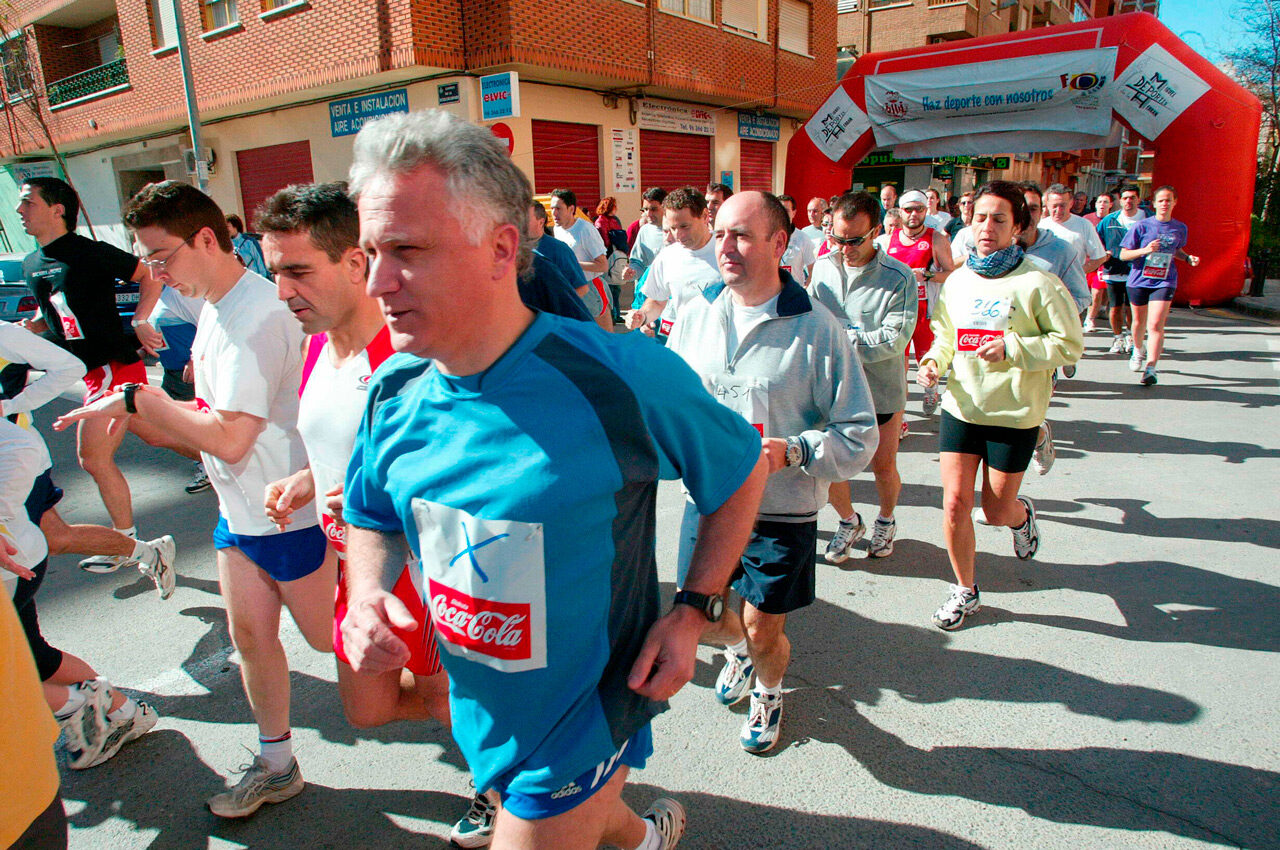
917, 361, 940, 388
182, 360, 194, 384
1145, 239, 1162, 255
976, 337, 1007, 363
0, 538, 34, 580
264, 469, 315, 531
52, 392, 130, 434
622, 265, 637, 282
134, 321, 165, 355
761, 438, 788, 474
340, 590, 417, 673
626, 605, 706, 701
324, 484, 344, 525
1186, 254, 1201, 266
626, 310, 649, 330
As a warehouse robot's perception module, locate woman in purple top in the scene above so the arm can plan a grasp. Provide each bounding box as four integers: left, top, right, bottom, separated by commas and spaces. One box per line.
1119, 186, 1200, 386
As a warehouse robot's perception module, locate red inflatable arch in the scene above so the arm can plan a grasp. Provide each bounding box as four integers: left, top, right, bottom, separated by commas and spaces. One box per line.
784, 12, 1261, 306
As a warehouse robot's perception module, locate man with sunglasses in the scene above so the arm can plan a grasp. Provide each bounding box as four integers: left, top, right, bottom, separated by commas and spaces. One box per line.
810, 192, 917, 563
16, 177, 175, 573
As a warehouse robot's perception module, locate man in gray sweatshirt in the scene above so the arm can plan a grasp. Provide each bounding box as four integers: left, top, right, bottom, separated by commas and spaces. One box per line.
809, 191, 917, 563
667, 191, 877, 755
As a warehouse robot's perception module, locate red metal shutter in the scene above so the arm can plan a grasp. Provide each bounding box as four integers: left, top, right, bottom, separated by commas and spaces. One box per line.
739, 139, 774, 193
532, 120, 601, 213
236, 140, 314, 226
639, 130, 712, 194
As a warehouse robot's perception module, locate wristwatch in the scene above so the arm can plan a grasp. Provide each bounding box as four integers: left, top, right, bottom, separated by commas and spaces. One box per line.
784, 436, 805, 468
122, 382, 142, 414
673, 590, 724, 622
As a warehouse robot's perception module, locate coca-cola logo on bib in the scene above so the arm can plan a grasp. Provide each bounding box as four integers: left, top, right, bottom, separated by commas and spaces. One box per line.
957, 328, 1003, 352
428, 579, 531, 661
321, 513, 346, 552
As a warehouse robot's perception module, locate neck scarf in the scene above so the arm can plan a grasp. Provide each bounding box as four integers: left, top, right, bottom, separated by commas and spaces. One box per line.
967, 244, 1024, 279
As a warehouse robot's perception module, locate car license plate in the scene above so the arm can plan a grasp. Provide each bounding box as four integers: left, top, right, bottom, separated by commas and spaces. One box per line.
116, 292, 140, 305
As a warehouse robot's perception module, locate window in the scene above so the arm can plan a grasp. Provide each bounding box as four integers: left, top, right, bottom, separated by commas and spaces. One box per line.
150, 0, 178, 49
201, 0, 240, 30
660, 0, 713, 22
779, 0, 811, 55
837, 0, 861, 10
722, 0, 763, 35
261, 0, 296, 9
0, 35, 33, 96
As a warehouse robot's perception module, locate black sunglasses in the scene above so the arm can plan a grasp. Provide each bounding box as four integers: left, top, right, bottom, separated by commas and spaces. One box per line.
828, 230, 875, 247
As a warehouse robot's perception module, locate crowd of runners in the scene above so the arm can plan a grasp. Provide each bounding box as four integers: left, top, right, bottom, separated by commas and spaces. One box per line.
2, 109, 1198, 850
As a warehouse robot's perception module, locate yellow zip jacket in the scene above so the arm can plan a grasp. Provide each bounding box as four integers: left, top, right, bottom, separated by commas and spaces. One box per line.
923, 259, 1083, 430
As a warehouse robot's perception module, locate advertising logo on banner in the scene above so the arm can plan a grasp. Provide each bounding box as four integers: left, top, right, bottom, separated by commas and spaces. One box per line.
329, 89, 409, 137
480, 72, 520, 121
638, 99, 716, 136
1112, 43, 1210, 141
611, 128, 638, 193
805, 86, 872, 163
738, 112, 781, 141
864, 48, 1117, 147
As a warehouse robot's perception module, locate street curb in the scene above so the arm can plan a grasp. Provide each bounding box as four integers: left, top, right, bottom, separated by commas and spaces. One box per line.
1223, 297, 1280, 322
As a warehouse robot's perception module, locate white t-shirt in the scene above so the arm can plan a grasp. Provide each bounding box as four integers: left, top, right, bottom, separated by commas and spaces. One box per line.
800, 224, 824, 244
1043, 214, 1106, 263
296, 332, 389, 551
151, 286, 205, 327
781, 229, 817, 286
950, 227, 976, 263
931, 209, 953, 228
0, 418, 50, 595
1117, 210, 1147, 228
644, 238, 722, 332
727, 294, 778, 355
553, 218, 607, 286
874, 233, 892, 253
192, 272, 314, 537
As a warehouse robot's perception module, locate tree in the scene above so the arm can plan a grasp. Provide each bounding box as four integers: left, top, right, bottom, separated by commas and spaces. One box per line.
1224, 0, 1280, 226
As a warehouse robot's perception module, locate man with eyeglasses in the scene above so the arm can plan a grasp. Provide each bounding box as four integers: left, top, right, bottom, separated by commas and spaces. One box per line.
56, 181, 333, 818
16, 177, 179, 573
810, 191, 917, 563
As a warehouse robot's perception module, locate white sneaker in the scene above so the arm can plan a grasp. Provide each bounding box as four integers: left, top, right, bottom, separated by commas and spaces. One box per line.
1107, 336, 1125, 355
185, 462, 212, 494
642, 797, 687, 849
139, 535, 177, 600
922, 386, 939, 416
208, 756, 305, 818
1011, 496, 1040, 560
85, 700, 159, 768
740, 690, 783, 754
824, 513, 864, 564
58, 678, 113, 769
1083, 317, 1096, 333
80, 552, 140, 574
1141, 364, 1158, 386
714, 649, 754, 705
868, 517, 896, 558
932, 584, 981, 630
1031, 422, 1055, 476
1129, 347, 1146, 372
450, 787, 499, 848
1123, 332, 1134, 354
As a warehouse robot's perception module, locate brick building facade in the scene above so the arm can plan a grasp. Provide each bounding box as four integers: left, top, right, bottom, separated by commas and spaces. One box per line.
0, 0, 835, 250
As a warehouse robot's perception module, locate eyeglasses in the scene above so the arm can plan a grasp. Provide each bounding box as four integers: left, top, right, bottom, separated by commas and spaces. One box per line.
828, 230, 875, 247
141, 228, 202, 271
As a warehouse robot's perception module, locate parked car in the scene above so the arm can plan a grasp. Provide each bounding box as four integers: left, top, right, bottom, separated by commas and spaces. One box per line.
0, 251, 139, 332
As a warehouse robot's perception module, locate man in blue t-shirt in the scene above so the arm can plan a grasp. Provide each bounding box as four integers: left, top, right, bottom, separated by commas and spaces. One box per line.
340, 110, 767, 850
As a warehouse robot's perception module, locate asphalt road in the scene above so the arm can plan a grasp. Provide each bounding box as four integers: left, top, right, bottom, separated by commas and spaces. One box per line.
30, 307, 1279, 849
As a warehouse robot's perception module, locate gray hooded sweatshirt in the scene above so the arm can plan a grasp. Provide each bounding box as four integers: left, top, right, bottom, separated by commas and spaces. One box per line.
808, 249, 917, 415
667, 273, 879, 522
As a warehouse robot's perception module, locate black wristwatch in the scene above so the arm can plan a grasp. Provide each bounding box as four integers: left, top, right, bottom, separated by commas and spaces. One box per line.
122, 382, 142, 414
673, 590, 724, 622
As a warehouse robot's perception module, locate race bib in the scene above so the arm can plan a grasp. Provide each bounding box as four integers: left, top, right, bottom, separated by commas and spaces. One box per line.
48, 291, 84, 341
412, 499, 547, 673
958, 297, 1011, 353
917, 282, 928, 301
659, 317, 674, 336
1144, 251, 1172, 281
713, 376, 769, 436
320, 512, 346, 553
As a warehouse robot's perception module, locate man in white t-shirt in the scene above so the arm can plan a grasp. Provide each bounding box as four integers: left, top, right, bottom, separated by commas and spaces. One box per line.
625, 187, 722, 337
57, 181, 334, 819
802, 196, 827, 244
1042, 183, 1107, 277
550, 188, 612, 331
778, 195, 817, 286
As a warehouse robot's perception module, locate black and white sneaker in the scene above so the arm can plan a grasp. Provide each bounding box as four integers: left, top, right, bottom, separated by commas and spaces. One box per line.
185, 463, 212, 494
932, 584, 981, 631
1011, 496, 1040, 560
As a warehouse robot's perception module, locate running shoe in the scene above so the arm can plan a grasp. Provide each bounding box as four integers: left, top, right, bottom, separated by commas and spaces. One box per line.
922, 386, 939, 416
932, 583, 981, 631
1011, 496, 1040, 560
1123, 332, 1134, 354
1141, 365, 1158, 386
867, 517, 896, 558
1107, 336, 1125, 355
1129, 347, 1146, 372
80, 552, 139, 574
1062, 363, 1076, 379
899, 419, 909, 440
824, 513, 865, 564
715, 649, 754, 706
58, 678, 113, 770
1051, 369, 1059, 390
1083, 317, 1096, 333
642, 797, 687, 850
1031, 422, 1055, 476
185, 462, 212, 494
208, 756, 305, 818
450, 788, 499, 848
85, 701, 159, 768
139, 535, 177, 600
740, 690, 783, 754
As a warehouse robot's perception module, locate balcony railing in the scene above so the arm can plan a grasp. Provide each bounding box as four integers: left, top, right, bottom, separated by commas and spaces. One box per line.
867, 0, 907, 8
46, 57, 128, 107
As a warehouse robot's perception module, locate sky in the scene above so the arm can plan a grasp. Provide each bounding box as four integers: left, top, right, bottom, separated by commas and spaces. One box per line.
1157, 0, 1249, 61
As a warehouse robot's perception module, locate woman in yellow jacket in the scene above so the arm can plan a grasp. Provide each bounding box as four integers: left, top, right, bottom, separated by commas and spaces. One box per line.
917, 181, 1083, 630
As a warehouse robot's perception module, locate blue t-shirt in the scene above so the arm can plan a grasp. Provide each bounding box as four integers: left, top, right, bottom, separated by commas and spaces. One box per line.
1121, 218, 1188, 289
343, 312, 761, 796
